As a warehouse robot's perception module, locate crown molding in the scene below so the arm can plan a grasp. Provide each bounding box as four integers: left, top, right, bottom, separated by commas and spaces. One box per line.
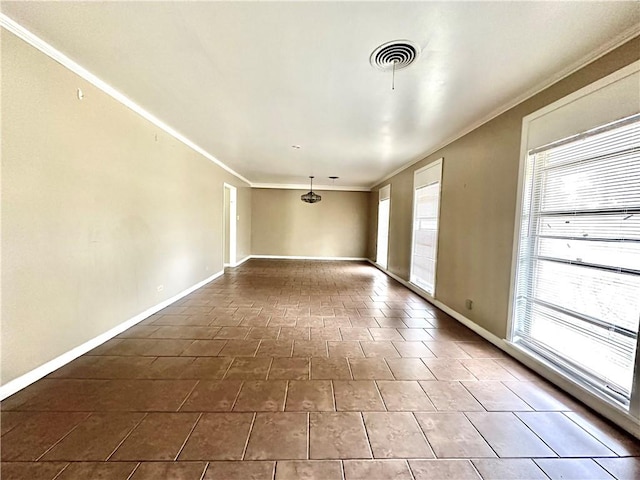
370, 25, 640, 189
4, 12, 636, 193
251, 183, 371, 192
1, 14, 252, 186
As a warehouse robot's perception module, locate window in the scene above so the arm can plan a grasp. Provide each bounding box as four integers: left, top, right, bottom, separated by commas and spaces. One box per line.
410, 159, 442, 296
511, 61, 640, 408
377, 185, 391, 269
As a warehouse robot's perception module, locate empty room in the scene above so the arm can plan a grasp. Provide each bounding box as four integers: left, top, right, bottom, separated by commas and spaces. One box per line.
1, 2, 639, 480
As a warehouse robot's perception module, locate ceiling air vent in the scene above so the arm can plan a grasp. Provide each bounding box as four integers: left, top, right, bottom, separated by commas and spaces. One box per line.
369, 40, 421, 71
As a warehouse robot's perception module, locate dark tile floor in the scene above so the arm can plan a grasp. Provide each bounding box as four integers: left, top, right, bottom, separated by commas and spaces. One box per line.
1, 260, 638, 479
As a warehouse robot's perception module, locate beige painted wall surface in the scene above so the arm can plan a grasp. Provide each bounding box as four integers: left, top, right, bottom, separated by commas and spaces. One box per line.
251, 189, 369, 258
236, 186, 252, 262
224, 187, 231, 264
370, 36, 640, 339
1, 31, 250, 385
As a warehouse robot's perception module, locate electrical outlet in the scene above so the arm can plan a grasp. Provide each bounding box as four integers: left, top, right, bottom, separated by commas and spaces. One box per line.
465, 299, 473, 310
157, 285, 164, 292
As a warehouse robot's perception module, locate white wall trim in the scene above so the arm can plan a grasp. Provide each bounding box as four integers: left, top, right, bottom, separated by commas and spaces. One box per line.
251, 183, 371, 192
251, 255, 368, 261
365, 259, 640, 439
0, 270, 224, 400
370, 26, 640, 189
0, 14, 252, 187
234, 255, 252, 267
3, 14, 637, 194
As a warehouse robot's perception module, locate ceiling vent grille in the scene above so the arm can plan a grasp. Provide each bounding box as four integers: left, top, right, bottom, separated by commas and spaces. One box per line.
370, 40, 421, 71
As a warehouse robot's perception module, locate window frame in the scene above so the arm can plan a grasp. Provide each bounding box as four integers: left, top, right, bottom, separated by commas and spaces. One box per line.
409, 158, 443, 298
507, 60, 640, 418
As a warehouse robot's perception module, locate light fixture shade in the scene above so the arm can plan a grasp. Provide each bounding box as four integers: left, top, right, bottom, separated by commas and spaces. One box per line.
301, 176, 321, 203
301, 191, 322, 203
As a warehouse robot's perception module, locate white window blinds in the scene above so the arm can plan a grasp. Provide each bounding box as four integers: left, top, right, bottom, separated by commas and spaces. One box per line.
512, 114, 640, 404
411, 160, 442, 296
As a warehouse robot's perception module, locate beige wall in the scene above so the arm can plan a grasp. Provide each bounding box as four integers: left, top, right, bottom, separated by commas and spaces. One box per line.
251, 189, 369, 258
370, 36, 640, 339
1, 30, 251, 385
236, 186, 252, 263
224, 187, 231, 264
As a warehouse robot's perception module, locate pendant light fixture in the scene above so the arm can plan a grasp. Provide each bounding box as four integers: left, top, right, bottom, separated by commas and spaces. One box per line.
301, 176, 322, 204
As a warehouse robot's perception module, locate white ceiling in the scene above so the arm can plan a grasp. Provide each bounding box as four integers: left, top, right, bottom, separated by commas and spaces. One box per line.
2, 2, 639, 189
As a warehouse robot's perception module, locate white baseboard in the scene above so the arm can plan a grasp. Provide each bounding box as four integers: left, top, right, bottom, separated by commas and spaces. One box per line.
233, 255, 251, 267
366, 259, 640, 439
366, 260, 503, 342
0, 269, 224, 400
251, 255, 368, 261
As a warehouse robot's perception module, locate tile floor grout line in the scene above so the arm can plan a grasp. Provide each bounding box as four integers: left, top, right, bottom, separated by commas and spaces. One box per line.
405, 458, 418, 480
588, 458, 621, 479
345, 356, 355, 381
330, 380, 337, 411
415, 380, 437, 411
230, 380, 245, 411
198, 461, 211, 480
174, 412, 203, 460
513, 411, 563, 455
50, 462, 71, 480
283, 380, 290, 411
372, 379, 389, 412
240, 412, 257, 460
500, 380, 541, 412
410, 411, 438, 460
265, 357, 275, 381
105, 412, 149, 461
216, 354, 236, 380
34, 411, 92, 461
467, 458, 486, 480
460, 410, 515, 459
177, 380, 202, 411
359, 411, 375, 459
306, 411, 311, 460
459, 381, 489, 412
382, 357, 397, 382
389, 340, 403, 358
124, 462, 142, 480
531, 458, 556, 480
560, 411, 626, 456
